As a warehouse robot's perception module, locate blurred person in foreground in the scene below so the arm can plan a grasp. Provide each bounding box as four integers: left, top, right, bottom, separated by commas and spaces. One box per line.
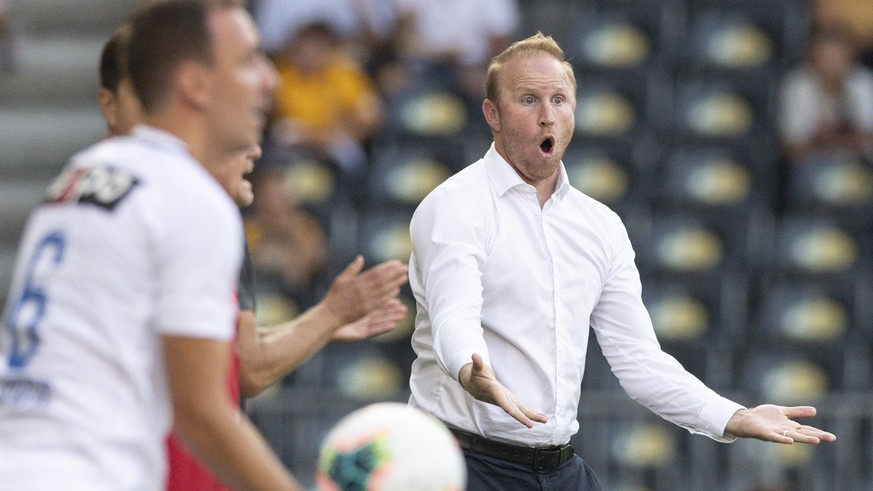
778, 24, 873, 165
96, 15, 407, 491
407, 32, 837, 491
0, 1, 304, 489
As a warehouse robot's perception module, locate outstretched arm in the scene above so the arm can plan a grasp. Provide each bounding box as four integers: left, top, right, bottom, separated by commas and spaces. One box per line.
458, 353, 549, 428
237, 256, 408, 397
724, 404, 837, 444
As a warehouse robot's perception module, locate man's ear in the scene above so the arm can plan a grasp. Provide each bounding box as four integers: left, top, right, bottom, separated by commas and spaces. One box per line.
175, 60, 212, 110
97, 88, 118, 132
482, 98, 500, 133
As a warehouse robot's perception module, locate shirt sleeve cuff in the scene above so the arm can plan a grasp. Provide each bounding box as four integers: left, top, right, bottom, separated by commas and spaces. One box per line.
445, 349, 490, 383
698, 397, 746, 443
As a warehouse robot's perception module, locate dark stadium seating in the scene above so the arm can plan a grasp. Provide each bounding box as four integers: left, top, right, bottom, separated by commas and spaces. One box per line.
7, 1, 872, 489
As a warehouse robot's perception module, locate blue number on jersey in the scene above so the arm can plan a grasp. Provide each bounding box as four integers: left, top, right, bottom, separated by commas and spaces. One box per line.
4, 230, 66, 369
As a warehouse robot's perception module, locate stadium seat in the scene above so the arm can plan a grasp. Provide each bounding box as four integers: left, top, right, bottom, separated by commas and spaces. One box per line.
606, 421, 681, 470
573, 395, 690, 490
736, 344, 871, 417
682, 3, 784, 74
365, 135, 459, 210
575, 71, 668, 140
382, 67, 470, 139
562, 140, 652, 211
655, 143, 779, 210
670, 72, 776, 143
783, 153, 873, 214
766, 214, 868, 278
331, 349, 407, 400
739, 349, 836, 405
752, 276, 863, 347
633, 207, 768, 277
642, 273, 748, 344
280, 157, 343, 208
641, 272, 747, 389
723, 414, 838, 490
741, 275, 873, 393
355, 205, 415, 265
684, 0, 810, 70
564, 0, 681, 73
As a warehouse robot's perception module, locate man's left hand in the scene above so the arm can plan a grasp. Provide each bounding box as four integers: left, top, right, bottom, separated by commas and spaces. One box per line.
724, 404, 837, 444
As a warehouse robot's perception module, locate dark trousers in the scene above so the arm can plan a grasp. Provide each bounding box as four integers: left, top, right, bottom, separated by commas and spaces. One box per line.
463, 448, 603, 491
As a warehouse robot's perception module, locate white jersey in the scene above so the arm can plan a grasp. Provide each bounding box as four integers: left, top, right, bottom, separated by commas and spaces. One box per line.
0, 126, 243, 491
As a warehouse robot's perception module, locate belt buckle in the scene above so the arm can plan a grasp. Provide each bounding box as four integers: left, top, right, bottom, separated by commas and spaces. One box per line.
533, 447, 559, 472
533, 445, 573, 472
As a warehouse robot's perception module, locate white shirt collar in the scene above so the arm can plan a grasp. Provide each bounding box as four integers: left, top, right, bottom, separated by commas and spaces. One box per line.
483, 142, 571, 201
131, 125, 190, 157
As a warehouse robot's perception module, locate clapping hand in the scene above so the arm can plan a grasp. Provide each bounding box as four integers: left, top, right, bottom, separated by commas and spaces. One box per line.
331, 298, 407, 342
322, 256, 408, 326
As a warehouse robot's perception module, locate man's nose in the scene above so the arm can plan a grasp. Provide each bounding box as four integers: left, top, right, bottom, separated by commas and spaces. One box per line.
539, 103, 555, 126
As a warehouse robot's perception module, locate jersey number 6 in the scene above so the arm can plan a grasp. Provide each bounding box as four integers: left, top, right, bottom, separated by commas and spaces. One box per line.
5, 230, 66, 370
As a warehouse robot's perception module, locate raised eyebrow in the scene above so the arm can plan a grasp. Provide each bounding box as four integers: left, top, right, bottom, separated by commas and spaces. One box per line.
515, 84, 571, 96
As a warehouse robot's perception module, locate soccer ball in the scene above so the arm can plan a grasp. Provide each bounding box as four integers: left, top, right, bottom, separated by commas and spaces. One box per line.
316, 402, 466, 491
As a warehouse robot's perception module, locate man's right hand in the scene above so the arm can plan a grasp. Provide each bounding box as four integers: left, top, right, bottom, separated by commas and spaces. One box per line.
459, 353, 548, 428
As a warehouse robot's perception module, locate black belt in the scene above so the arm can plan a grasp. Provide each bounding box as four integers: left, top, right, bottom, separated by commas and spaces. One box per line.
449, 428, 575, 472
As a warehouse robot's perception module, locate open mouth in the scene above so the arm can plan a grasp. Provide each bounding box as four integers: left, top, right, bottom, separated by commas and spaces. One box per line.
539, 136, 555, 155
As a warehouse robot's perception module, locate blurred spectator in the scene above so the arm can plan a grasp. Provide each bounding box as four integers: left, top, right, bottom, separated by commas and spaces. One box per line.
244, 165, 330, 310
393, 0, 518, 67
382, 0, 519, 100
269, 22, 385, 181
253, 0, 395, 59
0, 0, 14, 73
778, 25, 873, 165
812, 0, 873, 69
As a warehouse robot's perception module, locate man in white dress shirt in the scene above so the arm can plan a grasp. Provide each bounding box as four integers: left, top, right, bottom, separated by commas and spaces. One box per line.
407, 32, 836, 490
0, 2, 304, 490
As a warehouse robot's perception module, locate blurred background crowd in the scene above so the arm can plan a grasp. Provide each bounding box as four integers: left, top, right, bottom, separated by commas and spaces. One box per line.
2, 0, 873, 489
